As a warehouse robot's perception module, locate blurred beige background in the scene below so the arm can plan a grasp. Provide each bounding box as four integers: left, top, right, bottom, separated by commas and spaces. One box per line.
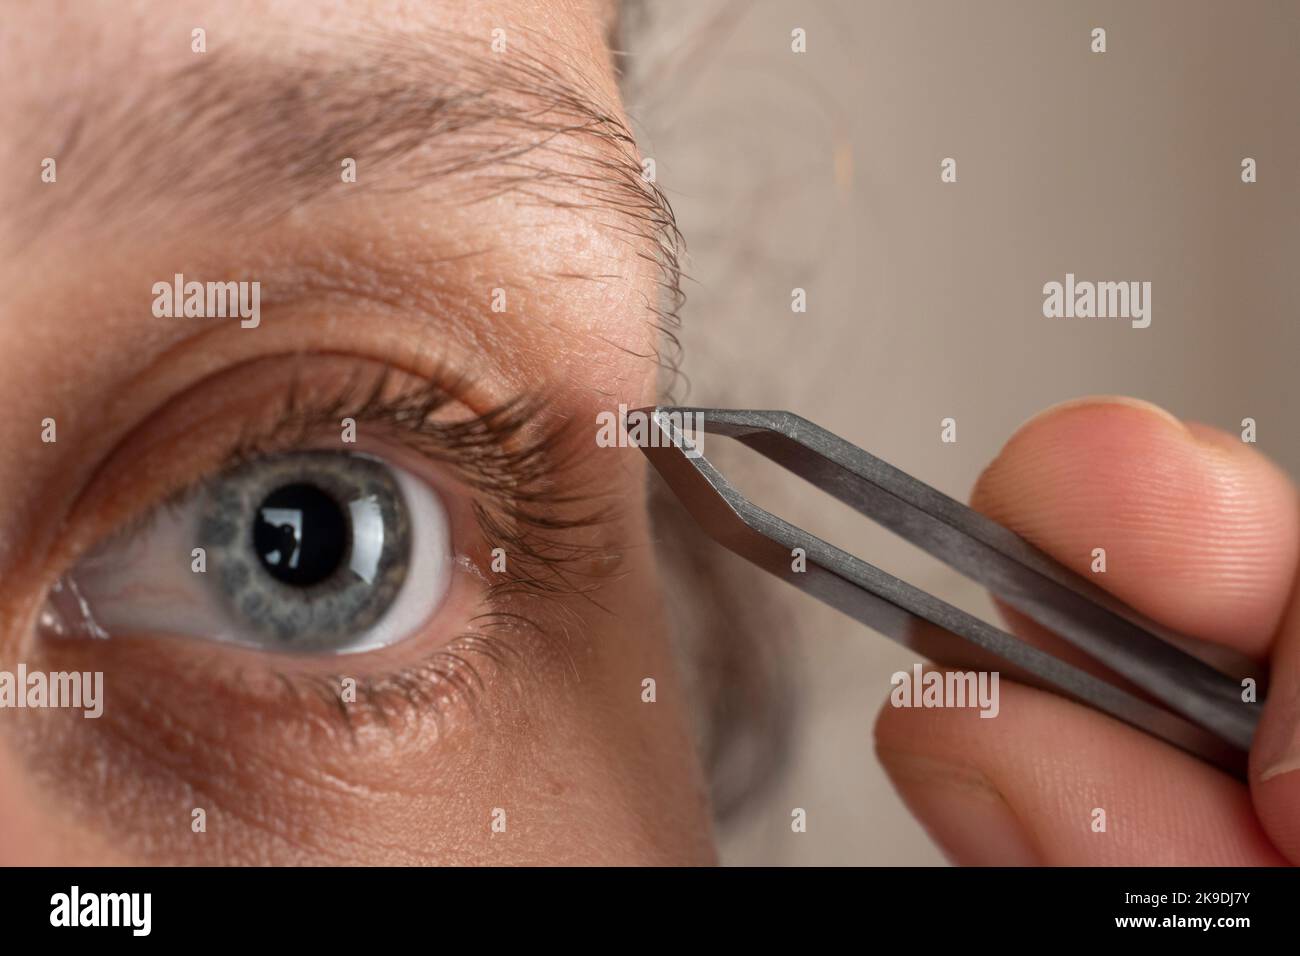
624, 0, 1300, 864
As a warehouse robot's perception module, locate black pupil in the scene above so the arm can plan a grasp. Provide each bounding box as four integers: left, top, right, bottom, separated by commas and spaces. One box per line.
253, 483, 350, 587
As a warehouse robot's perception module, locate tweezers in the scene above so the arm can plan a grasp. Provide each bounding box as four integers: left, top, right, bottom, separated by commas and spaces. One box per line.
639, 407, 1260, 779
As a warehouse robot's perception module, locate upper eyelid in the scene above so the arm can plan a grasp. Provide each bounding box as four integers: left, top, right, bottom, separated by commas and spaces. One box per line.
230, 364, 561, 505
15, 216, 663, 475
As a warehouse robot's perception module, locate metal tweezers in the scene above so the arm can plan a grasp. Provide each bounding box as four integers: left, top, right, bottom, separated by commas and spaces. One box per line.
639, 407, 1259, 779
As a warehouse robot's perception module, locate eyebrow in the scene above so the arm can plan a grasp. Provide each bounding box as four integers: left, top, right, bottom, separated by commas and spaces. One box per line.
35, 30, 630, 216
20, 25, 685, 376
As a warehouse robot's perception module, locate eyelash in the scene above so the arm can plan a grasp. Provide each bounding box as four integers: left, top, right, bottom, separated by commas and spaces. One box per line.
74, 359, 616, 734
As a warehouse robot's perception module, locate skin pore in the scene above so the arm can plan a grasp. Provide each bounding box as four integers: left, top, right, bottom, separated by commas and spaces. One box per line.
0, 0, 715, 864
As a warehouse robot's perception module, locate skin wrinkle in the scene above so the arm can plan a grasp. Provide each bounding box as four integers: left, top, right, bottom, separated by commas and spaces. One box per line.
875, 742, 1046, 866
102, 715, 360, 864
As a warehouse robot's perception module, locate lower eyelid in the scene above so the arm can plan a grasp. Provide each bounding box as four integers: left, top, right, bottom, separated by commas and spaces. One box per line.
28, 548, 506, 735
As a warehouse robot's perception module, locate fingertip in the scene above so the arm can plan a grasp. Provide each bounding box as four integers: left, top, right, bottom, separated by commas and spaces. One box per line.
971, 396, 1299, 656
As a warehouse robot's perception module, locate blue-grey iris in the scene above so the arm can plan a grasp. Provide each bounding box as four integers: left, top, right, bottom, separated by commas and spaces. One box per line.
198, 451, 412, 651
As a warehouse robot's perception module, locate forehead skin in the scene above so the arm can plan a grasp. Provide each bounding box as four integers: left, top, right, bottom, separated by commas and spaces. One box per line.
0, 1, 713, 864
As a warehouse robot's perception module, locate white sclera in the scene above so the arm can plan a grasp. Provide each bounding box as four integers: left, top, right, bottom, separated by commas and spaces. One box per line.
51, 461, 453, 655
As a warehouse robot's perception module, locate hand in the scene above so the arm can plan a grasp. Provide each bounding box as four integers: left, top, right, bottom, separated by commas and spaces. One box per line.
875, 396, 1300, 865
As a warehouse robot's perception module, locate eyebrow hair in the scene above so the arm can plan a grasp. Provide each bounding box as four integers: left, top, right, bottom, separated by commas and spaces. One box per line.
22, 25, 685, 379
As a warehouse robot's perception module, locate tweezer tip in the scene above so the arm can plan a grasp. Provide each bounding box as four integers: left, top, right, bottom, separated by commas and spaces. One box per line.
627, 406, 708, 461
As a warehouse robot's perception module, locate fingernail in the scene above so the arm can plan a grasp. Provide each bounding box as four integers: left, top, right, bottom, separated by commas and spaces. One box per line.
877, 747, 1041, 866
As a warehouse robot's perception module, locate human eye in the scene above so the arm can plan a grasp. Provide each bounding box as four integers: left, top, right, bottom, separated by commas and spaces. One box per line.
45, 447, 450, 656
29, 358, 586, 724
